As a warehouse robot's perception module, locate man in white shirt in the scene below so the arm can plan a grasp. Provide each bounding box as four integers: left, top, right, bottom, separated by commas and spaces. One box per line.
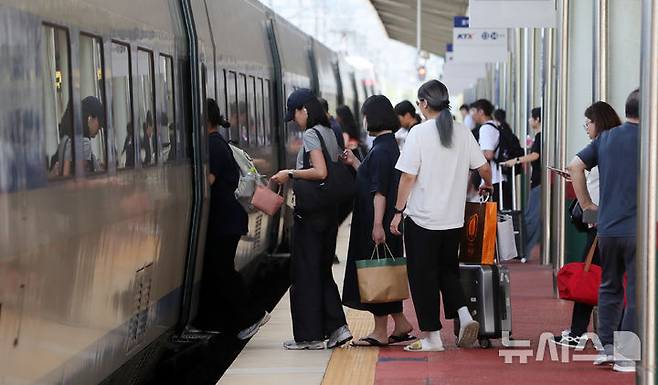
460, 104, 475, 130
394, 100, 421, 151
471, 99, 512, 209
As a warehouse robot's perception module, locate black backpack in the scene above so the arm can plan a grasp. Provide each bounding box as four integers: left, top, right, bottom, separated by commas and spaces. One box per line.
485, 122, 524, 177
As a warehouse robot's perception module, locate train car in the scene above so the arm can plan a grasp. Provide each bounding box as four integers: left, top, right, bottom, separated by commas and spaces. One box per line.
0, 1, 196, 384
0, 1, 372, 384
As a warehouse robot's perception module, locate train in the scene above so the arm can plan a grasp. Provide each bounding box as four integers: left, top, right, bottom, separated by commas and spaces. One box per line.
0, 0, 377, 384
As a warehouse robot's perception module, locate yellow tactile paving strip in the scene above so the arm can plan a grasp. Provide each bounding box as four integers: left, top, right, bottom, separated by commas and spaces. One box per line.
321, 310, 378, 385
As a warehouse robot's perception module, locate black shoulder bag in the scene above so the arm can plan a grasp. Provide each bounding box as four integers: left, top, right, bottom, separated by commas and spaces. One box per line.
293, 128, 355, 212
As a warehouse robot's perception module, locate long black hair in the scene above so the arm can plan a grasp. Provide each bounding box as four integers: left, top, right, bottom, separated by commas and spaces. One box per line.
302, 97, 330, 129
417, 80, 452, 148
336, 105, 359, 139
493, 109, 513, 132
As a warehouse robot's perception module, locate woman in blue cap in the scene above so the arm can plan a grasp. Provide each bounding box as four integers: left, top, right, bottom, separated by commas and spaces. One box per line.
271, 88, 352, 350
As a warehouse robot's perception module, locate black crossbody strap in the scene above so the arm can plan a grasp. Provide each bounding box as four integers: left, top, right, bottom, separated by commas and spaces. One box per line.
302, 127, 333, 172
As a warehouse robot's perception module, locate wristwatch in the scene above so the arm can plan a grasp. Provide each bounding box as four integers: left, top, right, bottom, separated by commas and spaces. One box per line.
394, 206, 405, 215
288, 170, 294, 179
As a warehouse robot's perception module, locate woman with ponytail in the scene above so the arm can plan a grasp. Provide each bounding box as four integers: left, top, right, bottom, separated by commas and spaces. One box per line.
390, 80, 494, 352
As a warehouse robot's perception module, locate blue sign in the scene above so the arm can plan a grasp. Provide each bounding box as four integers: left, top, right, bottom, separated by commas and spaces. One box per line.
454, 16, 469, 28
447, 43, 453, 52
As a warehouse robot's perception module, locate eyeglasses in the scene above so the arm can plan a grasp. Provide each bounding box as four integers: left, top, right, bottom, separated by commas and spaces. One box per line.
583, 120, 593, 130
416, 99, 425, 107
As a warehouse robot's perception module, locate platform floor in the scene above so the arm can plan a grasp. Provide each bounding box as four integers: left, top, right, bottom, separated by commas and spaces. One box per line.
219, 221, 634, 385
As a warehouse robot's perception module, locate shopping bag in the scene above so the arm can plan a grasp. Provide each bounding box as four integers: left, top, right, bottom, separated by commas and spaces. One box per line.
459, 199, 498, 264
497, 213, 518, 261
251, 182, 284, 216
356, 244, 409, 304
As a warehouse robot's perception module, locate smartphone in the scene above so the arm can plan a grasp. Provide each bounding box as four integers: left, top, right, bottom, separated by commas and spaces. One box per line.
547, 166, 571, 180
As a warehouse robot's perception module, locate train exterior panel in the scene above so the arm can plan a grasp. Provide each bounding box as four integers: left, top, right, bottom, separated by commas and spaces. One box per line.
0, 0, 193, 384
0, 1, 365, 384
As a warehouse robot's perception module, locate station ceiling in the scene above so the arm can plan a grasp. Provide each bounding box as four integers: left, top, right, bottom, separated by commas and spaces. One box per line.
369, 0, 468, 56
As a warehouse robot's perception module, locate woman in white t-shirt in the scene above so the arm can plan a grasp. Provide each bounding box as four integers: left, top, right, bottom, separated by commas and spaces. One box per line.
554, 101, 621, 348
390, 80, 493, 352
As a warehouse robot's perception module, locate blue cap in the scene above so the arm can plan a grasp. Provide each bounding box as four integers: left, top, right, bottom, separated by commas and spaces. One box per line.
285, 88, 315, 122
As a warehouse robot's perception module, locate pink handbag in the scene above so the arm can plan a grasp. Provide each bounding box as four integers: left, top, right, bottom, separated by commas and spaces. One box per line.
251, 183, 284, 216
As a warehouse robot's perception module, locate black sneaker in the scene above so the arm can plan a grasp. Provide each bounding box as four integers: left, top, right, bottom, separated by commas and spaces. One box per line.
552, 334, 582, 348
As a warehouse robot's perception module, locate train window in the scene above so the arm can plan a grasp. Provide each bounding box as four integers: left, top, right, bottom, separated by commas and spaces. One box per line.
247, 76, 257, 146
111, 42, 133, 169
41, 25, 73, 179
227, 71, 238, 141
256, 78, 264, 146
218, 69, 228, 139
264, 79, 271, 145
237, 73, 248, 146
79, 34, 107, 174
159, 55, 175, 162
136, 49, 157, 166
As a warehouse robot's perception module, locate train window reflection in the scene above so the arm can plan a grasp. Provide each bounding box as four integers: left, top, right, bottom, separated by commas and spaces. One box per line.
256, 78, 264, 146
136, 49, 157, 166
248, 75, 257, 146
42, 25, 73, 179
264, 79, 271, 145
111, 42, 133, 169
237, 73, 248, 146
227, 71, 238, 142
79, 34, 107, 174
159, 55, 175, 162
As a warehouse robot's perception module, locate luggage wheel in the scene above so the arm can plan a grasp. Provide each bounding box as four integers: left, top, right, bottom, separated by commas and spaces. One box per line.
479, 338, 491, 349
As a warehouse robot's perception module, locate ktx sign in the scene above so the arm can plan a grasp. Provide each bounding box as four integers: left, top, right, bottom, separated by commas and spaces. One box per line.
452, 16, 508, 63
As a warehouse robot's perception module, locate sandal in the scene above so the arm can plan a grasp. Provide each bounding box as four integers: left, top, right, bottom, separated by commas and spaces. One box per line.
351, 337, 388, 347
403, 339, 445, 352
388, 333, 417, 344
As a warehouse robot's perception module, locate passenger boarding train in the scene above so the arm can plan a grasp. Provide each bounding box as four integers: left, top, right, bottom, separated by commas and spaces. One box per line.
0, 0, 377, 384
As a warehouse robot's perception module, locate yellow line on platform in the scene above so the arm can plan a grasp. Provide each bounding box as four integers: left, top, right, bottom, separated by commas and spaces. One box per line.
321, 310, 378, 385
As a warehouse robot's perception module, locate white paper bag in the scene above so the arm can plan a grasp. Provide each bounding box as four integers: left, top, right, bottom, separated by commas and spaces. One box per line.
497, 214, 518, 261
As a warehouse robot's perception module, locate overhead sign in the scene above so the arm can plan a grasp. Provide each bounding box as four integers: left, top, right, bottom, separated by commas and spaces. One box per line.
469, 0, 557, 28
452, 17, 508, 63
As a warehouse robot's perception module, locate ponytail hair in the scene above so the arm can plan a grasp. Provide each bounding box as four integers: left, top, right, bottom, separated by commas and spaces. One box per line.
418, 80, 453, 148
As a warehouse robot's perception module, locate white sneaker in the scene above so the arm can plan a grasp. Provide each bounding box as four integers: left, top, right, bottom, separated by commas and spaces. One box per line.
613, 360, 636, 373
327, 325, 353, 349
237, 312, 271, 340
283, 339, 326, 350
593, 353, 615, 366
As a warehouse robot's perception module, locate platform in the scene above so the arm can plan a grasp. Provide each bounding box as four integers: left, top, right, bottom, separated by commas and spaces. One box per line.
219, 222, 634, 385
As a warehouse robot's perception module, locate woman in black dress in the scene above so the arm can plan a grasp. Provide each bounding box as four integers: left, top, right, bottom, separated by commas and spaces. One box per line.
342, 95, 415, 346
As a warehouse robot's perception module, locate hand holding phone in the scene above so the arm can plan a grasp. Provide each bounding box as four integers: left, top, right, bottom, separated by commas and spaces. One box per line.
547, 166, 571, 181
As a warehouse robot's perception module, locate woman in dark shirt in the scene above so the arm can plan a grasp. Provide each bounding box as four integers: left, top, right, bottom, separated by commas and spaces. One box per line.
342, 95, 415, 346
502, 107, 542, 262
195, 99, 269, 340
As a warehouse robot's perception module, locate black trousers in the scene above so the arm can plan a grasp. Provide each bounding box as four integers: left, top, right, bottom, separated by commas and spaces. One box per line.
404, 218, 467, 331
291, 210, 347, 342
195, 234, 261, 333
570, 228, 600, 336
493, 181, 513, 210
328, 200, 353, 259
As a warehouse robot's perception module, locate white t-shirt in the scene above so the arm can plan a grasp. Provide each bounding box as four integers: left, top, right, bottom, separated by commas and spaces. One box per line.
395, 127, 409, 151
478, 121, 504, 184
463, 114, 475, 130
587, 166, 600, 206
395, 120, 487, 230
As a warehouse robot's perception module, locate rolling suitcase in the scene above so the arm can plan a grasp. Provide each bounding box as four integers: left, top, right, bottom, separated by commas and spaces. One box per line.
498, 164, 526, 260
454, 264, 512, 348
